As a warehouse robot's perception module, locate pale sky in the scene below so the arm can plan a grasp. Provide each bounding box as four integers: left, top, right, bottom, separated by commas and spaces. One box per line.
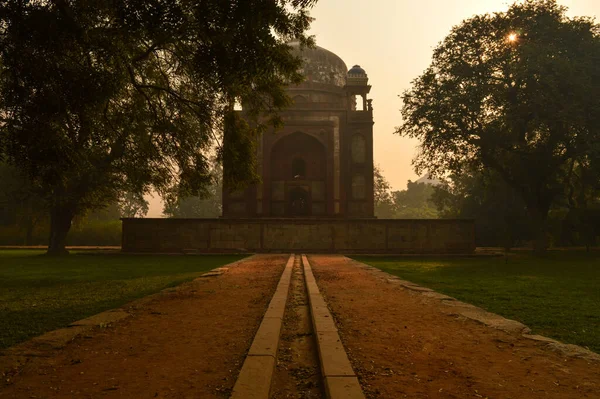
146, 0, 600, 217
308, 0, 600, 191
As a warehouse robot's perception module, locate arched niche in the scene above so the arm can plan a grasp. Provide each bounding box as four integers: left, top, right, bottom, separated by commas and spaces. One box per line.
292, 95, 308, 104
270, 132, 326, 181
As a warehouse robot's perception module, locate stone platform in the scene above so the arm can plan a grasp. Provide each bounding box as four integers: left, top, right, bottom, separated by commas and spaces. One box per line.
121, 218, 475, 254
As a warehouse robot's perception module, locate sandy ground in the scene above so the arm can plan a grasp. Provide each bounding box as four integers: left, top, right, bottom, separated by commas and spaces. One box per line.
0, 254, 287, 399
308, 255, 600, 399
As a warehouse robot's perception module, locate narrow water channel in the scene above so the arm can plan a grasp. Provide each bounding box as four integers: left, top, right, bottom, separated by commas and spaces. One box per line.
270, 255, 324, 398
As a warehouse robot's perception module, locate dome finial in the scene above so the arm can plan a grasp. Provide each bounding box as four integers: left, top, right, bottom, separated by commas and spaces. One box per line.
347, 65, 368, 86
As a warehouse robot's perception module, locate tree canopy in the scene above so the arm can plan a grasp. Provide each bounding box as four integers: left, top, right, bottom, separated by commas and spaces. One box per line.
0, 0, 315, 254
397, 0, 600, 252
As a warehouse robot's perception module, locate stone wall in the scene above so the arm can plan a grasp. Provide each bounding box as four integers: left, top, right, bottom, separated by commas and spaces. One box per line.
121, 218, 475, 254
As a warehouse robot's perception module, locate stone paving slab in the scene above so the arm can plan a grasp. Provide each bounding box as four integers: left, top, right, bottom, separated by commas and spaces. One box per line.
264, 296, 287, 320
310, 305, 338, 333
230, 355, 275, 399
315, 331, 355, 377
325, 376, 365, 399
248, 317, 283, 358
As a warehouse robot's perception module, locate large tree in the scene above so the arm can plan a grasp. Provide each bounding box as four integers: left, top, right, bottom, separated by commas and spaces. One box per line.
0, 0, 315, 254
397, 0, 600, 253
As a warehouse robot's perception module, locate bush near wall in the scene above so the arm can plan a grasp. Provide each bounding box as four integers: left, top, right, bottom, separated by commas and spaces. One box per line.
0, 225, 36, 246
0, 220, 121, 246
67, 220, 122, 246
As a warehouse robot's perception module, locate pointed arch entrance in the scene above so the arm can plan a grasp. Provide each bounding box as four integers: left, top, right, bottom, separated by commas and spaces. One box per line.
270, 132, 327, 217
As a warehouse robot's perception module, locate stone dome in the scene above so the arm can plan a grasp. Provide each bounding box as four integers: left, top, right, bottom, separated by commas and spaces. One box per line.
348, 65, 366, 75
288, 41, 348, 87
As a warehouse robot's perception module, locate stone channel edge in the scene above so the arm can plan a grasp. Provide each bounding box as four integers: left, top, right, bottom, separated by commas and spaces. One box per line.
230, 254, 295, 399
302, 254, 367, 399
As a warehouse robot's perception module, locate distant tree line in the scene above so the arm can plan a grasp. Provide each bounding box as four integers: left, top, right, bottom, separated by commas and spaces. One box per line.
373, 166, 438, 220
374, 165, 600, 250
0, 162, 147, 246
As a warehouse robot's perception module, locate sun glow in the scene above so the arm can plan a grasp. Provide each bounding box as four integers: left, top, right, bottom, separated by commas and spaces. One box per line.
508, 32, 518, 42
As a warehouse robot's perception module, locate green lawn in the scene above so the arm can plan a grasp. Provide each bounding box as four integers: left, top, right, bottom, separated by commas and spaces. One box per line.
0, 250, 245, 349
353, 251, 600, 354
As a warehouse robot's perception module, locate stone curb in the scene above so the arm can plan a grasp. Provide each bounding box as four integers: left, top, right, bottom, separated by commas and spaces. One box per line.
344, 256, 600, 364
0, 255, 255, 377
230, 254, 295, 399
302, 255, 366, 399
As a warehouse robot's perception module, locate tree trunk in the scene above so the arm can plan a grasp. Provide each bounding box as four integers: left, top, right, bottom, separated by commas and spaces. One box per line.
527, 205, 550, 255
47, 207, 74, 256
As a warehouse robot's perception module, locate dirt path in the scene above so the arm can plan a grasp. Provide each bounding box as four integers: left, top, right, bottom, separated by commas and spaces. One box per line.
0, 254, 287, 399
309, 255, 600, 399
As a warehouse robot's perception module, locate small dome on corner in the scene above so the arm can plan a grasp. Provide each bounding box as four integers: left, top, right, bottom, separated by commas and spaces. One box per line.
348, 65, 366, 75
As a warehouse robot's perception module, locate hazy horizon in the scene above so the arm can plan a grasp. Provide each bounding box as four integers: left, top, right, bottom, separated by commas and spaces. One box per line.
146, 0, 600, 217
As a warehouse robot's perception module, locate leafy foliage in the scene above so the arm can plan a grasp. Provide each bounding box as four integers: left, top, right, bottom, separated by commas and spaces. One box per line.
431, 165, 600, 248
397, 0, 600, 252
373, 165, 396, 218
393, 181, 438, 219
0, 161, 145, 245
118, 191, 149, 218
0, 163, 47, 244
0, 0, 315, 253
431, 168, 531, 248
373, 166, 438, 219
163, 163, 222, 218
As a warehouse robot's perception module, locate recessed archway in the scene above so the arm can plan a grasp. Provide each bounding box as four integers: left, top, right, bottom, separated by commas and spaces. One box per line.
270, 132, 327, 217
